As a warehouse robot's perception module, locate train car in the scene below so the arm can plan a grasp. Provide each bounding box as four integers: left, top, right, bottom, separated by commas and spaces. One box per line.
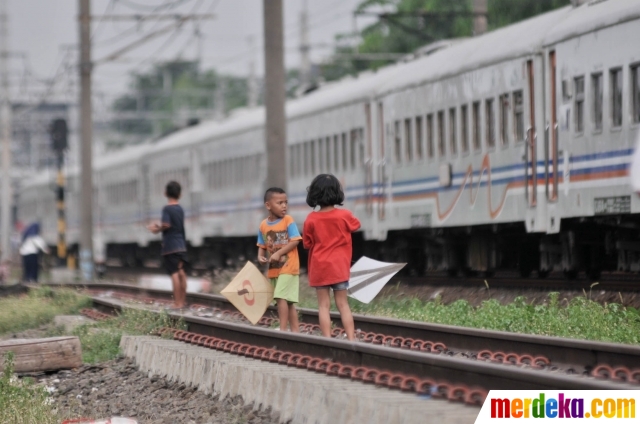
15, 0, 640, 279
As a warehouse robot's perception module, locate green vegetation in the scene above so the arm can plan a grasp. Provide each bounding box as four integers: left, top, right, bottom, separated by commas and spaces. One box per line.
0, 287, 91, 335
321, 0, 571, 80
301, 289, 640, 345
0, 287, 184, 363
71, 307, 186, 364
0, 353, 61, 424
111, 61, 249, 143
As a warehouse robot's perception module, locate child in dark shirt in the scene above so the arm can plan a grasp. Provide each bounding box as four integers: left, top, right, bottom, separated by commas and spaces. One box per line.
148, 181, 187, 309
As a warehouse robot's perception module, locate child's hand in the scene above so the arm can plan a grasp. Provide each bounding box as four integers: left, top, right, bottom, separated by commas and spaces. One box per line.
258, 256, 268, 264
147, 223, 161, 233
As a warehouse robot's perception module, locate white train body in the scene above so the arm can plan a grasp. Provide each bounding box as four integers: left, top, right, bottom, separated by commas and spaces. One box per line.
17, 0, 640, 277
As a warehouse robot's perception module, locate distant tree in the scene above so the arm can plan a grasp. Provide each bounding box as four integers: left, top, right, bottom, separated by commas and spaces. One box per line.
110, 61, 250, 142
321, 0, 570, 81
488, 0, 571, 29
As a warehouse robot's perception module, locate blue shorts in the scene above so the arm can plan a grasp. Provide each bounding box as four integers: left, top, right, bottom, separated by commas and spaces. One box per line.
316, 281, 349, 291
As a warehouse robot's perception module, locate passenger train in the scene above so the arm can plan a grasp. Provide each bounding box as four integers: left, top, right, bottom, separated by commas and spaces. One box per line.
17, 0, 640, 278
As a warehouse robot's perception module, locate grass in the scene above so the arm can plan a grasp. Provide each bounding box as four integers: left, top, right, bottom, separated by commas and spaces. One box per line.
0, 287, 91, 335
0, 290, 187, 423
299, 286, 640, 345
71, 307, 186, 363
0, 352, 62, 424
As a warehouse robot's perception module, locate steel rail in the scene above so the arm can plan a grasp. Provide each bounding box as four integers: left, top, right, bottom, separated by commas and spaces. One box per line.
48, 282, 640, 371
90, 296, 634, 391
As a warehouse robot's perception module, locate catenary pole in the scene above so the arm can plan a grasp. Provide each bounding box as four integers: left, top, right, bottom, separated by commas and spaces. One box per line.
79, 0, 94, 281
298, 0, 310, 94
473, 0, 488, 36
263, 0, 287, 190
0, 0, 11, 261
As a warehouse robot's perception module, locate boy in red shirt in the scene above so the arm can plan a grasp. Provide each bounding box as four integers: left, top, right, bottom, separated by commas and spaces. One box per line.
303, 174, 360, 341
257, 187, 302, 332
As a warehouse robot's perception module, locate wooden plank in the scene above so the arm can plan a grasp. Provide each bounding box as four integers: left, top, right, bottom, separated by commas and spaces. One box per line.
0, 336, 82, 373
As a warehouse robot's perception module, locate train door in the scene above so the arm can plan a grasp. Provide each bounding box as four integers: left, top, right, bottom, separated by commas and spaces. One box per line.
190, 148, 202, 239
377, 102, 387, 221
547, 51, 559, 201
525, 59, 537, 207
140, 164, 150, 226
364, 103, 374, 217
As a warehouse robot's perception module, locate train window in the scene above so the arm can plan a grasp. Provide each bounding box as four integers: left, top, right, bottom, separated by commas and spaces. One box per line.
394, 121, 402, 164
404, 118, 412, 162
472, 101, 481, 151
610, 68, 623, 128
303, 142, 309, 175
486, 99, 495, 148
324, 137, 331, 172
574, 77, 585, 133
292, 146, 299, 177
426, 114, 434, 158
317, 138, 325, 172
350, 129, 358, 170
437, 111, 445, 157
342, 132, 348, 170
633, 65, 640, 124
513, 91, 524, 142
461, 105, 469, 153
289, 147, 295, 177
310, 140, 316, 174
333, 135, 340, 171
499, 94, 509, 146
415, 116, 423, 159
358, 128, 365, 168
449, 108, 457, 156
592, 73, 603, 131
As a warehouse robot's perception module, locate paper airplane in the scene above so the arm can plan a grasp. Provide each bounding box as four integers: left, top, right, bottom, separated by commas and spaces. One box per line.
348, 257, 406, 304
220, 261, 274, 324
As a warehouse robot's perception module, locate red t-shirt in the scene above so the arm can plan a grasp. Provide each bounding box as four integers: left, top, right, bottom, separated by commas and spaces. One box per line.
303, 208, 361, 287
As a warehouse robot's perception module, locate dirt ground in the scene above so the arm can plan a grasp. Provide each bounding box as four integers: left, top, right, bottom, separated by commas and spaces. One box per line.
40, 357, 278, 424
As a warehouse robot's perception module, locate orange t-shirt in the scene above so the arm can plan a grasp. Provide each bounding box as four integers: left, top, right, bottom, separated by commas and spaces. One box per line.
257, 215, 302, 278
302, 208, 361, 287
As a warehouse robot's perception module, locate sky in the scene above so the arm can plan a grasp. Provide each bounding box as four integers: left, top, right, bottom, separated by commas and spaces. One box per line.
7, 0, 374, 106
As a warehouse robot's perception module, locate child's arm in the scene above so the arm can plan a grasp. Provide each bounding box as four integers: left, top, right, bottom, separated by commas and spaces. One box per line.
346, 211, 361, 233
257, 247, 268, 264
257, 228, 268, 263
302, 220, 313, 249
269, 240, 299, 263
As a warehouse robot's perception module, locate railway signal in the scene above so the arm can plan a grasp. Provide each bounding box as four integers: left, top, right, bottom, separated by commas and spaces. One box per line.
49, 118, 68, 265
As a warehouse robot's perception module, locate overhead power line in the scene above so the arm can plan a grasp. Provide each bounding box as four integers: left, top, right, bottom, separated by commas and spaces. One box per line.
90, 13, 214, 21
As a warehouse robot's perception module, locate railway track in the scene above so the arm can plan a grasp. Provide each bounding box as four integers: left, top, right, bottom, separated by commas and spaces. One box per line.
46, 282, 640, 395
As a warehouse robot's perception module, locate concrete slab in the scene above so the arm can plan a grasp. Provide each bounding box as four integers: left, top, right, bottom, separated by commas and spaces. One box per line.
120, 335, 481, 424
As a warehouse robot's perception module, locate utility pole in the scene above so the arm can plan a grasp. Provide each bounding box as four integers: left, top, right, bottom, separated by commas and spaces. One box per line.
79, 0, 94, 281
298, 1, 310, 95
473, 0, 488, 36
0, 0, 11, 261
247, 36, 258, 108
214, 77, 226, 121
263, 0, 287, 190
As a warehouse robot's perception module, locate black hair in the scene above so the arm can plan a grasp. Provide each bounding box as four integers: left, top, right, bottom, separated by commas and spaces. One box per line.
264, 187, 286, 203
165, 181, 181, 199
306, 174, 344, 208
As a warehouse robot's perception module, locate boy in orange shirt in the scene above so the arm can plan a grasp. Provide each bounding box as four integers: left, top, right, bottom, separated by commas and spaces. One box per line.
257, 187, 301, 332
